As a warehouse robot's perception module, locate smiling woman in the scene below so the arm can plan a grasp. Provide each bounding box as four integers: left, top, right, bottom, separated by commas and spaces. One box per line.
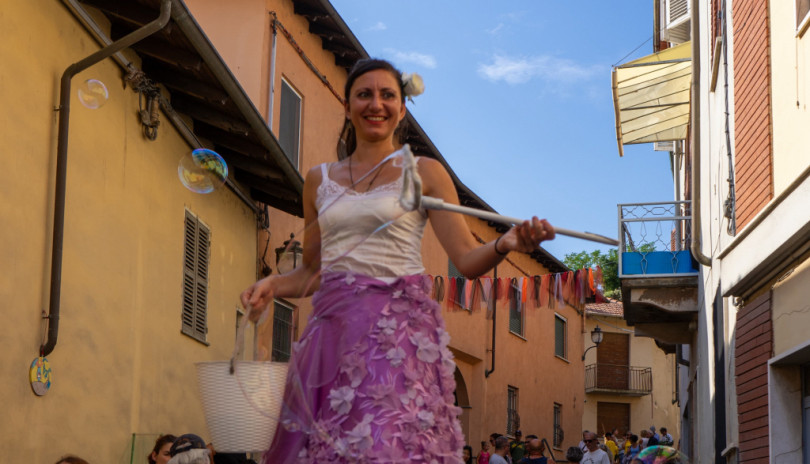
241, 58, 555, 464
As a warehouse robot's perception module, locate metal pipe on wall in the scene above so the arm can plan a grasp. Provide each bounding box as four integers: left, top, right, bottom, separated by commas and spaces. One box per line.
42, 0, 172, 356
690, 0, 712, 267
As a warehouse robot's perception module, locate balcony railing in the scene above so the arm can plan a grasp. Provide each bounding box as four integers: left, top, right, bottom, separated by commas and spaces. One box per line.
618, 201, 698, 278
584, 363, 652, 396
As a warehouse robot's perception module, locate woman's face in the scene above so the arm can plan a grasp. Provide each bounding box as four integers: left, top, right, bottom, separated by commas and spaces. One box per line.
345, 69, 406, 145
463, 448, 471, 461
151, 442, 173, 464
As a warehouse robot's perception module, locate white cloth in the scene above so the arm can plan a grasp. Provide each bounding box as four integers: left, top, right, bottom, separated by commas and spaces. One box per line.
316, 153, 427, 279
582, 448, 611, 464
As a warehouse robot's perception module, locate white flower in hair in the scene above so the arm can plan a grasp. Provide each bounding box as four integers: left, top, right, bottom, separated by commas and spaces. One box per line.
401, 72, 425, 102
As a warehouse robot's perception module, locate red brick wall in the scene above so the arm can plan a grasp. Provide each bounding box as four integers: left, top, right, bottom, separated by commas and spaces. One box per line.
732, 0, 774, 230
734, 291, 773, 463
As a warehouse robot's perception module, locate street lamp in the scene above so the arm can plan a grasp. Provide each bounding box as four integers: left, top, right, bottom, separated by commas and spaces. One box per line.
275, 233, 303, 275
582, 326, 604, 361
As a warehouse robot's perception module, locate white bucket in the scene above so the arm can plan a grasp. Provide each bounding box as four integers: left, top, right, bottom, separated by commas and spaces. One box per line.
196, 361, 288, 453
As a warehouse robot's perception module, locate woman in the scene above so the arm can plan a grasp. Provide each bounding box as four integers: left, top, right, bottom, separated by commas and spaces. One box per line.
463, 445, 475, 464
242, 58, 554, 463
148, 434, 177, 464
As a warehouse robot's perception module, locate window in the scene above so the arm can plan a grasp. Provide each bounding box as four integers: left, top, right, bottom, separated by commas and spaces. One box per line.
507, 386, 519, 436
554, 314, 567, 359
509, 281, 524, 336
553, 403, 563, 448
798, 0, 810, 35
272, 300, 294, 362
279, 79, 301, 169
182, 210, 210, 344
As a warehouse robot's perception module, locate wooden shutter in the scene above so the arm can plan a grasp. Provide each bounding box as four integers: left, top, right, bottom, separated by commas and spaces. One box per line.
279, 80, 301, 169
182, 210, 209, 343
555, 315, 567, 358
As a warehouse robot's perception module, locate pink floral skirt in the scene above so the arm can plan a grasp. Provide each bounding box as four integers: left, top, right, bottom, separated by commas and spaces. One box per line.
263, 272, 465, 463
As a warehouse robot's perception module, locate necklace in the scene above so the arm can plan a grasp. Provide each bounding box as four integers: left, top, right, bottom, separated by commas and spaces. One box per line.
348, 155, 389, 193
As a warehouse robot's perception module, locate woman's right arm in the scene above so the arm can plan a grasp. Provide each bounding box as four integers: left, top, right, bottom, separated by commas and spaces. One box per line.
241, 166, 323, 320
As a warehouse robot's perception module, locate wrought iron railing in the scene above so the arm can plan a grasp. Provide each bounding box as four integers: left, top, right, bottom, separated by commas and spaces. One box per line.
618, 201, 698, 278
584, 364, 652, 396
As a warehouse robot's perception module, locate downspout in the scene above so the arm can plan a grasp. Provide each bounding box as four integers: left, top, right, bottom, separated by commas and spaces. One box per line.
41, 0, 172, 356
690, 0, 712, 267
61, 0, 261, 219
267, 13, 278, 130
484, 265, 497, 378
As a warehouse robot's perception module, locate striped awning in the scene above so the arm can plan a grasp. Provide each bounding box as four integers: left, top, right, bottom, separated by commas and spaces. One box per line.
612, 42, 691, 156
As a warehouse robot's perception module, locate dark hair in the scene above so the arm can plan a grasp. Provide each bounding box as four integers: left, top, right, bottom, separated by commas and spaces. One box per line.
148, 434, 177, 464
463, 445, 474, 464
337, 58, 409, 160
565, 446, 584, 463
55, 457, 90, 464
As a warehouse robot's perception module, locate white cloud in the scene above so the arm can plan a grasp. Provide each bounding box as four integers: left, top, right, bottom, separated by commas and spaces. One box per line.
367, 21, 387, 31
477, 54, 601, 85
384, 48, 437, 69
486, 23, 504, 35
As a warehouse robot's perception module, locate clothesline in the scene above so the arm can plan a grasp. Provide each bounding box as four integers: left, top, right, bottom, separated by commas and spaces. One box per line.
428, 267, 605, 313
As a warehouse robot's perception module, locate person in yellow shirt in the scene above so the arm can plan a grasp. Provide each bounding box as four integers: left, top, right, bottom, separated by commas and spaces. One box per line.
604, 432, 619, 463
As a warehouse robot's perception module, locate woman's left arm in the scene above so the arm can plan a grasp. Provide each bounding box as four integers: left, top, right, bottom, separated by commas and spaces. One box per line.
419, 158, 554, 279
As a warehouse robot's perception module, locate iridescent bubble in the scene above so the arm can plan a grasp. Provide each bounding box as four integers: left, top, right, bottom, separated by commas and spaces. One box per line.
178, 148, 228, 194
77, 79, 109, 109
636, 446, 689, 464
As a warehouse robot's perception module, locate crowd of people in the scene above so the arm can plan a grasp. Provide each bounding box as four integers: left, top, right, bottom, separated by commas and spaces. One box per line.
54, 433, 258, 464
460, 424, 675, 464
575, 426, 676, 464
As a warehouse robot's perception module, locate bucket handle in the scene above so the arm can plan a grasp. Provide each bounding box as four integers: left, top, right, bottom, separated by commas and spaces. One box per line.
229, 304, 266, 374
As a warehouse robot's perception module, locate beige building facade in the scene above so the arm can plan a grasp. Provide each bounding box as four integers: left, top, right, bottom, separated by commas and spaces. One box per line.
582, 303, 681, 448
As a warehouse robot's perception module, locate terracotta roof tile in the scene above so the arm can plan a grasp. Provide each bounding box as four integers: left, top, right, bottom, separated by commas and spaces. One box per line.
585, 300, 624, 317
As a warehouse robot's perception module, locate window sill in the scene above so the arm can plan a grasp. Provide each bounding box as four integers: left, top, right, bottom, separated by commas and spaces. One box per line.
509, 331, 527, 341
555, 355, 570, 364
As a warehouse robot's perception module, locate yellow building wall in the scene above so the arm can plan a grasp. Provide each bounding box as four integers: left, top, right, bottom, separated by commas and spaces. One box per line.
768, 0, 810, 195
772, 256, 810, 356
187, 0, 585, 455
582, 315, 681, 446
0, 1, 259, 461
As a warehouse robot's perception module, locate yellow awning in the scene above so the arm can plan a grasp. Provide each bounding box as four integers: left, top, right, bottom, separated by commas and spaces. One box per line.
612, 42, 691, 156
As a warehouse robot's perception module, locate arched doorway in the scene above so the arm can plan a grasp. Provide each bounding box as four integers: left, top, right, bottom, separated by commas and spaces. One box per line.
454, 367, 471, 442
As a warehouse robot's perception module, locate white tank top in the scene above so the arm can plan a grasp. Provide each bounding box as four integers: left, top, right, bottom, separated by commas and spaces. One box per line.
315, 154, 427, 278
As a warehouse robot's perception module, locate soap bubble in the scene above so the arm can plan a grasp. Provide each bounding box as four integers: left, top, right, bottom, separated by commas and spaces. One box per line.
178, 148, 228, 194
77, 79, 109, 109
636, 446, 689, 464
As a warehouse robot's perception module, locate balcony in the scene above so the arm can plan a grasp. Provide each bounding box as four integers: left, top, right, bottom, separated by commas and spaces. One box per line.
618, 201, 699, 346
584, 364, 652, 396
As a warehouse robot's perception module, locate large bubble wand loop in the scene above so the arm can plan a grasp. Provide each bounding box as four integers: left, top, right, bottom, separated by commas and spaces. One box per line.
397, 145, 620, 246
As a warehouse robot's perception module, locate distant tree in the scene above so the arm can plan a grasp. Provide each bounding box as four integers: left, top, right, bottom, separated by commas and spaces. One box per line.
563, 249, 621, 300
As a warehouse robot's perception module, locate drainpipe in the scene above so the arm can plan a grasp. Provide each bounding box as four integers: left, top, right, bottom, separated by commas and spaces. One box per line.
267, 12, 278, 130
485, 265, 497, 378
689, 0, 712, 268
41, 0, 172, 357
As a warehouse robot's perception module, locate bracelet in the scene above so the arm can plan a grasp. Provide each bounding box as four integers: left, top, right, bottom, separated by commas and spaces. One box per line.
493, 235, 508, 256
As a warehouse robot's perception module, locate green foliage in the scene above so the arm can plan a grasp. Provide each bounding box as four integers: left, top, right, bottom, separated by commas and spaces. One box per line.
563, 249, 621, 299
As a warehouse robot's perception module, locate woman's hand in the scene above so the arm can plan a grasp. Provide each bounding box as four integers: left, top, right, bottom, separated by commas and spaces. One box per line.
501, 216, 555, 254
240, 275, 277, 322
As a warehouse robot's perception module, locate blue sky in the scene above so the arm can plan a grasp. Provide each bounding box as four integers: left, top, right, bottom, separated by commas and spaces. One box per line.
329, 1, 675, 261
